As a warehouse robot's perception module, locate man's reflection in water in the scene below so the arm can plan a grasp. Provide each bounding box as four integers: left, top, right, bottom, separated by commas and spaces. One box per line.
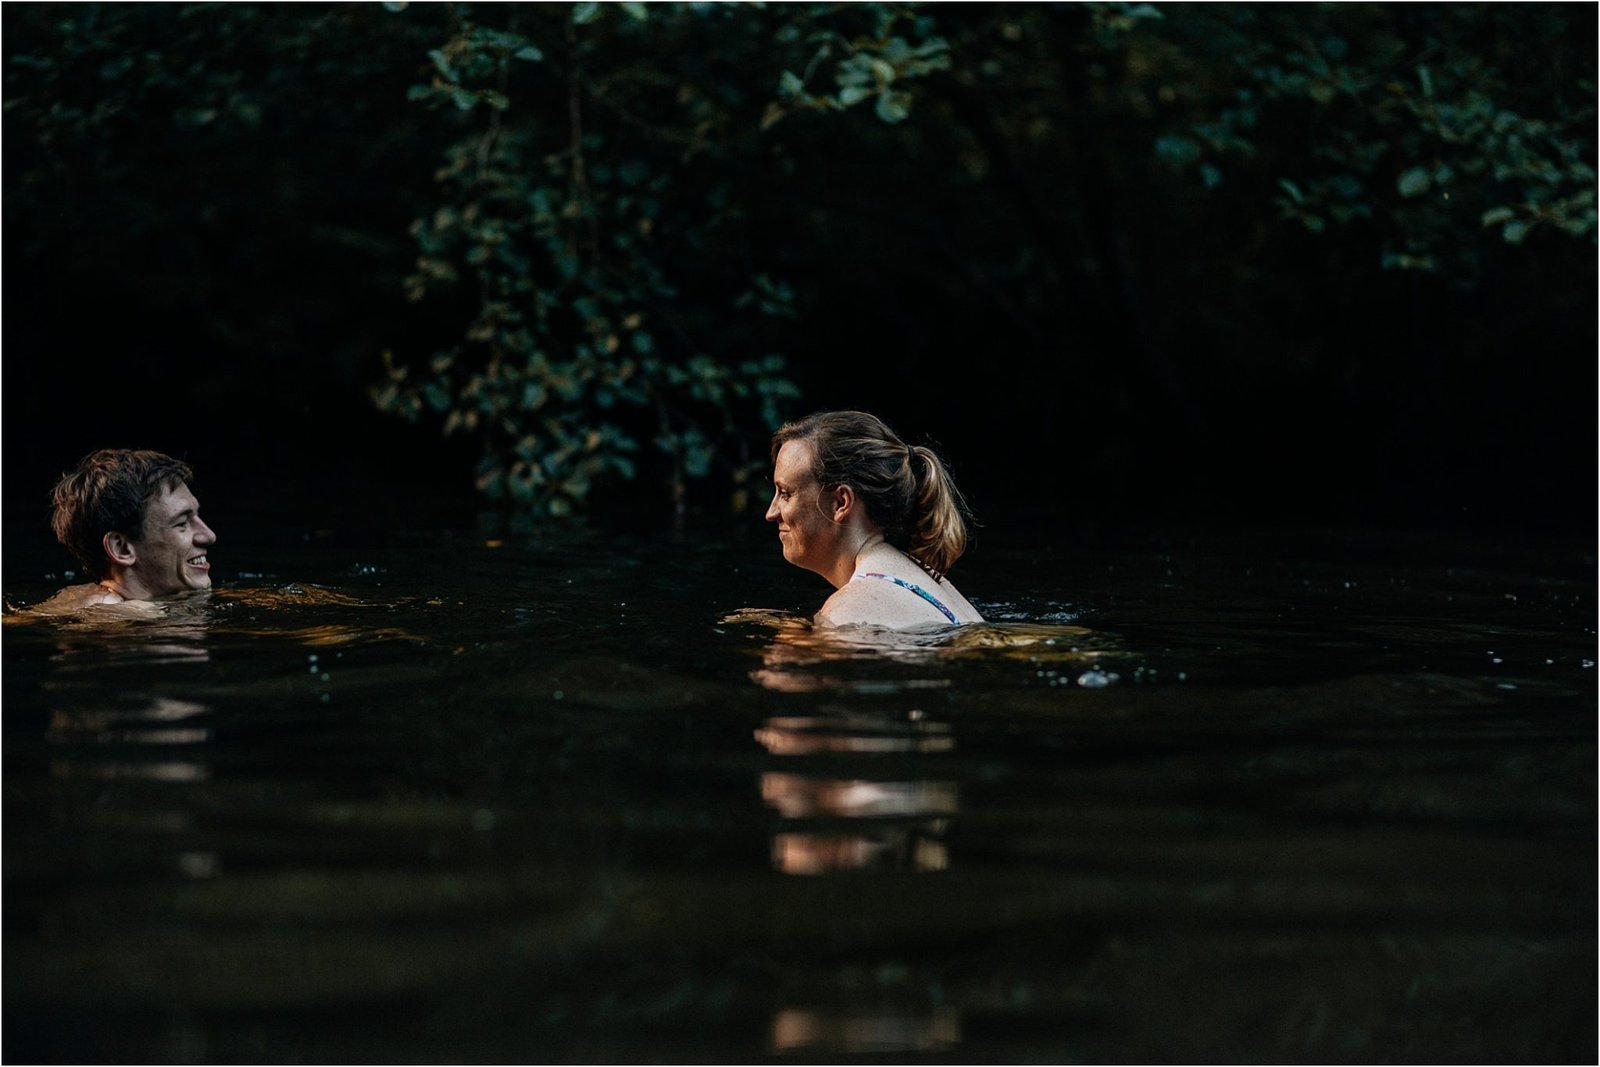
48, 695, 211, 745
770, 1005, 961, 1053
47, 695, 212, 783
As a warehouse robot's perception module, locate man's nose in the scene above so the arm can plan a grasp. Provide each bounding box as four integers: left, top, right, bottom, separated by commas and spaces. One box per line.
195, 519, 217, 544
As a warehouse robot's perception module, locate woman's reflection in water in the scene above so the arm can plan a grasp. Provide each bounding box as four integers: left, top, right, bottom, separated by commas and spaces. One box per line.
770, 1005, 961, 1054
743, 615, 961, 876
737, 610, 1110, 875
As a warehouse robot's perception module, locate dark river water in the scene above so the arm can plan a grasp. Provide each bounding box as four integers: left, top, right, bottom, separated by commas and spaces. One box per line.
3, 521, 1595, 1063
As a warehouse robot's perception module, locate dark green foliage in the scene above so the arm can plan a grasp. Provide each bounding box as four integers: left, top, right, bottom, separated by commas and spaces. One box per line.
4, 3, 1592, 524
374, 3, 811, 516
1138, 5, 1595, 281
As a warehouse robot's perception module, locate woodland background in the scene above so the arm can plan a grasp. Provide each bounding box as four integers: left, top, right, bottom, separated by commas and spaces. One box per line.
4, 2, 1594, 537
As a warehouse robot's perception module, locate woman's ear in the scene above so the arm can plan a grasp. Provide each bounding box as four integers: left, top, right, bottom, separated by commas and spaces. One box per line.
103, 530, 136, 567
830, 483, 856, 523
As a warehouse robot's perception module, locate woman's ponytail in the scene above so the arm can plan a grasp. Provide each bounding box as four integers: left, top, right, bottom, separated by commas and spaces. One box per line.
772, 411, 973, 578
907, 444, 969, 579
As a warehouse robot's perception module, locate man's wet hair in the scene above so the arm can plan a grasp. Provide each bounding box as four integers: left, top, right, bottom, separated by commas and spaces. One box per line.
51, 449, 194, 579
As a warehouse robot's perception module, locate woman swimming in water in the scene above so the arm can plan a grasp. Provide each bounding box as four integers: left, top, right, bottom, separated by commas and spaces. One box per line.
765, 410, 984, 629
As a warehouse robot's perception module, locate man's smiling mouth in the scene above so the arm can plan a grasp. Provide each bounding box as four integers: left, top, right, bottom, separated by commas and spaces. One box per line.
188, 554, 209, 566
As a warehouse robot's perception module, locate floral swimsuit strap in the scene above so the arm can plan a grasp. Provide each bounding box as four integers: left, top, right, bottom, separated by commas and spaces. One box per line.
855, 572, 959, 624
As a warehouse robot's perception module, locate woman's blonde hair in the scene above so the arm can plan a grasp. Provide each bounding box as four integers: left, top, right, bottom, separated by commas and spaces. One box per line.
772, 410, 971, 578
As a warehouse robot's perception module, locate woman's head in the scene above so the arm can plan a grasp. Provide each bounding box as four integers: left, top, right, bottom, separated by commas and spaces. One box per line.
769, 411, 970, 577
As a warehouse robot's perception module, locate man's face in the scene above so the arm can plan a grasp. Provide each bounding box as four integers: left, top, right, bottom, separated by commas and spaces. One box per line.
125, 483, 216, 597
765, 439, 843, 576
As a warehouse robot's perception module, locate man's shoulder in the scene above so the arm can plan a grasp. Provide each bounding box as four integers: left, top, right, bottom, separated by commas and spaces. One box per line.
30, 583, 139, 616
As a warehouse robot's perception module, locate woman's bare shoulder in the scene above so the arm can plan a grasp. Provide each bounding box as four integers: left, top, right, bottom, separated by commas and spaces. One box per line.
816, 576, 958, 630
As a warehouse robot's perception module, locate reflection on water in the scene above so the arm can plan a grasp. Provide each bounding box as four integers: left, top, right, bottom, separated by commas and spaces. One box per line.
2, 530, 1593, 1063
213, 585, 426, 646
759, 774, 958, 819
770, 829, 951, 875
48, 696, 209, 741
46, 695, 213, 781
727, 606, 1118, 693
739, 614, 1119, 876
8, 583, 424, 652
50, 759, 211, 782
752, 619, 961, 874
770, 1005, 961, 1053
754, 713, 953, 755
762, 770, 957, 875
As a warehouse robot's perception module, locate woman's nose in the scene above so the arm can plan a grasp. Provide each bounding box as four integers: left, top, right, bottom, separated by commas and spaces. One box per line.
764, 497, 779, 521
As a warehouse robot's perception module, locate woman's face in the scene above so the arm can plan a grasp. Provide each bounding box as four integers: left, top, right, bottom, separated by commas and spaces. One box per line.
765, 439, 843, 575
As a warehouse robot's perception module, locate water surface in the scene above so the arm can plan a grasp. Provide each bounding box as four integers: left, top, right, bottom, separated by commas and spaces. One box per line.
4, 524, 1594, 1062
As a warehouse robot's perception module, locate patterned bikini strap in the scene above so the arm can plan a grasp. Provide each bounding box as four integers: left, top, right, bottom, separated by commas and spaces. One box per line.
857, 572, 959, 624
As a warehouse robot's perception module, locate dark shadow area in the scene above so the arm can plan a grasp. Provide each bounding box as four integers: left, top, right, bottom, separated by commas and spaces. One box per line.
3, 3, 1593, 548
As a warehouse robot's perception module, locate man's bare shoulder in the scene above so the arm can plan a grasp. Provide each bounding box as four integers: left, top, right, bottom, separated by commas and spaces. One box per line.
29, 584, 161, 618
31, 584, 117, 615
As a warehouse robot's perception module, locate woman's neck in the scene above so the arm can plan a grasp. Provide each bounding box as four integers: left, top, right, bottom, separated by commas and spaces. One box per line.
823, 528, 885, 589
846, 534, 905, 578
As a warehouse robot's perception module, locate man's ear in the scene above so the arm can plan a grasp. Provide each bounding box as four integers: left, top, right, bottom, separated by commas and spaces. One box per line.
830, 483, 856, 523
103, 531, 137, 568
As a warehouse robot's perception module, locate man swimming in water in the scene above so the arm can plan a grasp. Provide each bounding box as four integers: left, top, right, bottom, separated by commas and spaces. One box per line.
34, 449, 218, 614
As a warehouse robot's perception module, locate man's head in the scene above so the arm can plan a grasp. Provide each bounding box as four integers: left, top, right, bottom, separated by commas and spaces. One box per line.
50, 449, 216, 597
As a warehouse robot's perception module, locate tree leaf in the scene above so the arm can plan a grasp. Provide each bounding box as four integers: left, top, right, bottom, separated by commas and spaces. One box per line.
838, 84, 873, 107
1501, 219, 1532, 245
1396, 166, 1431, 198
874, 90, 911, 124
